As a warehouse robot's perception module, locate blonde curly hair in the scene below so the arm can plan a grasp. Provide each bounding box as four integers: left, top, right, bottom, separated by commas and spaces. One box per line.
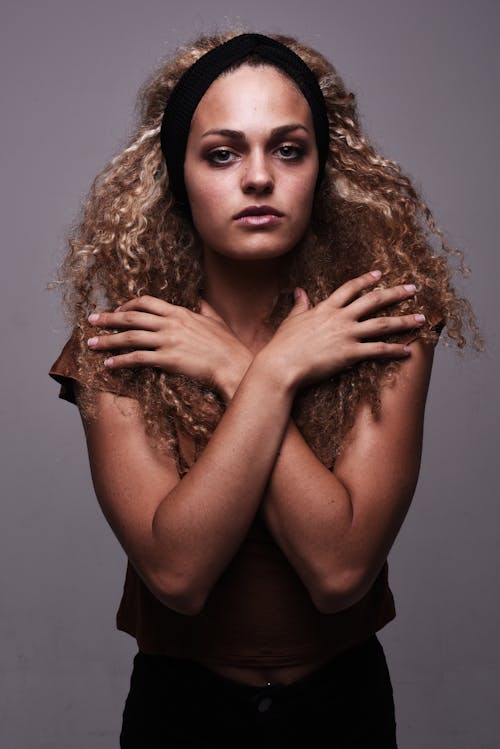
53, 28, 481, 475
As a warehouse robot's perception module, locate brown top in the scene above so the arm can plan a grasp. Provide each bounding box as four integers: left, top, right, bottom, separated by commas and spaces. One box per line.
49, 333, 396, 667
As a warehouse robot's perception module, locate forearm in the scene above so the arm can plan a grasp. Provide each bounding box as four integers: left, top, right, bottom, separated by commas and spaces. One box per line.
151, 351, 295, 613
220, 355, 357, 611
259, 419, 357, 613
219, 353, 357, 613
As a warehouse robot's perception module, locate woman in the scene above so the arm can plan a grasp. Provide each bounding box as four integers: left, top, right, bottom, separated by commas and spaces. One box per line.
49, 31, 479, 748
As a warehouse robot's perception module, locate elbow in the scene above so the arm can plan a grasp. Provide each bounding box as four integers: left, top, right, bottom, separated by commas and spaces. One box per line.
311, 567, 372, 615
146, 569, 208, 617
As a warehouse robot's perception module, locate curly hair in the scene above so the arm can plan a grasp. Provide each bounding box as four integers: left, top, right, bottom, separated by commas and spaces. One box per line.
52, 28, 481, 475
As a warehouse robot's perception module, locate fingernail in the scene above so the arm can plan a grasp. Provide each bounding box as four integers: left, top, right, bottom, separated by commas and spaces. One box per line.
88, 313, 99, 322
87, 337, 98, 347
404, 284, 416, 293
403, 345, 411, 354
414, 314, 426, 323
370, 270, 382, 279
104, 358, 113, 367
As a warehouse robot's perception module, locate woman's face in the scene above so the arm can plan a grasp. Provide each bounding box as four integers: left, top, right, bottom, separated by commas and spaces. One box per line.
184, 63, 319, 262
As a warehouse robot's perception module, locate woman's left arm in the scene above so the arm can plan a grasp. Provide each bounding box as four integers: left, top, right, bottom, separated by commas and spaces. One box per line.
260, 337, 434, 614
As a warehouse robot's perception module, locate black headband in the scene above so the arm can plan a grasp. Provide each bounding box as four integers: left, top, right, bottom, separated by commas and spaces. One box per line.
160, 33, 330, 206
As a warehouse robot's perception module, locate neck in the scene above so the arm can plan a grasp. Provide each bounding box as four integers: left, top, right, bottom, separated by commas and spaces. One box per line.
201, 248, 292, 351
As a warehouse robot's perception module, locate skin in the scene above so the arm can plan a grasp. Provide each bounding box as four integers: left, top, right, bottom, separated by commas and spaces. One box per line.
81, 64, 434, 686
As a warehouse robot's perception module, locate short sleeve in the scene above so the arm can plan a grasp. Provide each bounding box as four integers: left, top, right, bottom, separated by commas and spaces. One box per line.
49, 334, 82, 405
49, 329, 135, 405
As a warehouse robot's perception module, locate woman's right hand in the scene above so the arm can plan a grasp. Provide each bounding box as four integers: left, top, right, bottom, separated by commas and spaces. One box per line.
261, 270, 425, 391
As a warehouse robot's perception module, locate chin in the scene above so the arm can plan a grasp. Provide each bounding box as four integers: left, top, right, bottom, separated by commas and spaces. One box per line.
230, 231, 305, 260
223, 243, 295, 262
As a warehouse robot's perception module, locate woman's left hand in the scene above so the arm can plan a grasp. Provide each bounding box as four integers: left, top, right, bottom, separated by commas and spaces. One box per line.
87, 296, 252, 402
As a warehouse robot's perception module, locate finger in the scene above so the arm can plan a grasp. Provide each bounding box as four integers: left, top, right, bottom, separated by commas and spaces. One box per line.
356, 313, 425, 339
327, 270, 383, 308
286, 287, 311, 318
103, 350, 160, 369
87, 330, 159, 351
356, 341, 412, 360
199, 300, 225, 322
117, 295, 171, 314
88, 310, 162, 331
349, 283, 417, 319
114, 295, 172, 316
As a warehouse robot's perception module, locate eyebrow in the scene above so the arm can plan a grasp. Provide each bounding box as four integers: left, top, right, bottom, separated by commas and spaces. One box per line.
201, 124, 310, 139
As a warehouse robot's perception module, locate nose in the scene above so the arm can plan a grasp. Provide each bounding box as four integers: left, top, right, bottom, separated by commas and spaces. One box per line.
240, 150, 274, 194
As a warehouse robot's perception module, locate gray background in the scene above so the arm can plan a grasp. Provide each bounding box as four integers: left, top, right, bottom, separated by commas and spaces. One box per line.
1, 0, 498, 747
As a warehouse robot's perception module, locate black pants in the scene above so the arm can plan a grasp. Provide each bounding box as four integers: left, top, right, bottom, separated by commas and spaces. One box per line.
120, 634, 397, 748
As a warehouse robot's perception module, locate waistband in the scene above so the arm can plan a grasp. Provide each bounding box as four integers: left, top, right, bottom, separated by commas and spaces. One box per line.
134, 634, 386, 704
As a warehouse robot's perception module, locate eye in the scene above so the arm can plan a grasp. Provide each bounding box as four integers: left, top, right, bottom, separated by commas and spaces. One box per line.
275, 144, 305, 160
206, 149, 238, 166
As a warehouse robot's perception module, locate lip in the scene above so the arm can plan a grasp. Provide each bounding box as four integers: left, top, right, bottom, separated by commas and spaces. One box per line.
235, 214, 283, 228
233, 205, 284, 219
